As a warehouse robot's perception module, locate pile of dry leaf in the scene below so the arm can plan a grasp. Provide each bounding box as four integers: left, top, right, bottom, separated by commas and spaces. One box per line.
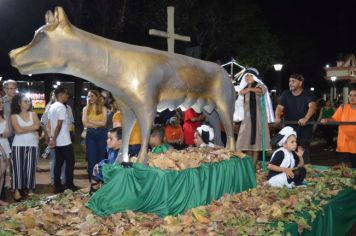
147, 147, 246, 170
0, 164, 355, 235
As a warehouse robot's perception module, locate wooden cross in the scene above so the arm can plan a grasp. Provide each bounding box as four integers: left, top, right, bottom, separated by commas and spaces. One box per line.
149, 6, 191, 53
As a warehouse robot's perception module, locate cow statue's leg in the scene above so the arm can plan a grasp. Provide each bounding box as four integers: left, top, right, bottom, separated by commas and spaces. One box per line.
214, 73, 236, 151
134, 106, 156, 165
215, 102, 235, 151
204, 110, 224, 147
114, 98, 136, 163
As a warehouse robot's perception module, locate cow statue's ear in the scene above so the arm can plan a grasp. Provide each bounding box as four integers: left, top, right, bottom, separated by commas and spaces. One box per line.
45, 10, 55, 25
54, 6, 71, 28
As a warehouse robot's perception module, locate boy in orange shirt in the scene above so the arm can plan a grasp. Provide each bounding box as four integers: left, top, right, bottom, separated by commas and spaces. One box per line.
321, 84, 356, 168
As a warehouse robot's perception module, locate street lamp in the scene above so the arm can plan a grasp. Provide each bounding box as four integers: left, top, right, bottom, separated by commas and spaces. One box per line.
273, 64, 283, 71
273, 64, 283, 93
330, 76, 337, 101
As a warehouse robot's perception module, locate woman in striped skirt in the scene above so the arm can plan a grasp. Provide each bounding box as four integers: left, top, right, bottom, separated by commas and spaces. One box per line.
10, 94, 39, 201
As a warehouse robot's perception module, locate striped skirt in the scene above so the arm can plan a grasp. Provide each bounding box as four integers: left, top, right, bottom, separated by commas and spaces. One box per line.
11, 146, 38, 190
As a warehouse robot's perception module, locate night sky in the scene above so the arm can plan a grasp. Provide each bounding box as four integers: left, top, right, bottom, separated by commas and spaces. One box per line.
0, 0, 355, 95
260, 0, 356, 92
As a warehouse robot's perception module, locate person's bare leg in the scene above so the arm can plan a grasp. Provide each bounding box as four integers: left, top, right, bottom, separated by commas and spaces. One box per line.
245, 151, 255, 168
245, 151, 259, 170
0, 158, 9, 204
251, 151, 259, 170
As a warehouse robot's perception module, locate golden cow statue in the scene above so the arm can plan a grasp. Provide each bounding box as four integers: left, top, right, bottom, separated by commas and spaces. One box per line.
9, 7, 236, 164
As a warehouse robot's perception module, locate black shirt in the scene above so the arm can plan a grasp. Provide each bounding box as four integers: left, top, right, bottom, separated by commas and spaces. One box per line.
279, 89, 316, 121
267, 150, 300, 180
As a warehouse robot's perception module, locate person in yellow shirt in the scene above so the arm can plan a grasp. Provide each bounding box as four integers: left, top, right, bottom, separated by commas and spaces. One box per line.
112, 111, 141, 157
82, 90, 108, 181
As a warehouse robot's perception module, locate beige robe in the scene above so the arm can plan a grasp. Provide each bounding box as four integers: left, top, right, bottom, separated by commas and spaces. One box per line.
236, 84, 271, 151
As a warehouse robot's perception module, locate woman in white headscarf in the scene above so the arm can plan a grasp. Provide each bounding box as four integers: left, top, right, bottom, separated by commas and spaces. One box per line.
234, 68, 274, 168
267, 126, 306, 188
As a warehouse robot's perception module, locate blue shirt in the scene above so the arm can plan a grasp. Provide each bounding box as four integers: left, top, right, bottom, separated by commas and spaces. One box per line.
95, 148, 119, 182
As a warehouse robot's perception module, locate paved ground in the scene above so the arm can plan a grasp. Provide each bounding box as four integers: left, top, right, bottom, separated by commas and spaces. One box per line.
2, 138, 340, 202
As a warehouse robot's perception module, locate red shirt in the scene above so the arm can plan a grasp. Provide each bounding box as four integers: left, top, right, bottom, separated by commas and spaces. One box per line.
183, 108, 201, 145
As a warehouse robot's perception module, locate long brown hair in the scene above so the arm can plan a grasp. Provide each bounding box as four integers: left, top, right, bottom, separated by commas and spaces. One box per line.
86, 90, 104, 116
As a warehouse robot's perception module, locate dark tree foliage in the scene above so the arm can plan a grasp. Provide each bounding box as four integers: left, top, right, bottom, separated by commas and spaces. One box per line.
0, 0, 282, 74
63, 0, 282, 73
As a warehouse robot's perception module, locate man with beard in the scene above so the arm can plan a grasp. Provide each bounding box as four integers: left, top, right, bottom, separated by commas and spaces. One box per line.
275, 74, 317, 164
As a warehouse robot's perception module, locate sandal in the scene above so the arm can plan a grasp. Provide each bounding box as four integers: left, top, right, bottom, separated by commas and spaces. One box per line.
332, 162, 352, 170
13, 191, 22, 202
0, 200, 9, 206
89, 182, 101, 195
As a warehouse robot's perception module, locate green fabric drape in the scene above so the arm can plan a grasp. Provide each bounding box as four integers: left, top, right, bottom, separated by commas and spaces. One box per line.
151, 143, 170, 154
261, 93, 266, 172
284, 188, 356, 236
87, 156, 256, 217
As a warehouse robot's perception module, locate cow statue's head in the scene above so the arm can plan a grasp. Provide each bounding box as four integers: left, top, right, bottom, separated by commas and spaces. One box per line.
9, 7, 74, 75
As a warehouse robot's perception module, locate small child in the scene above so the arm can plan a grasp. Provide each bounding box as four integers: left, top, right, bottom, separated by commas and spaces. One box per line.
90, 127, 122, 194
194, 124, 215, 148
267, 126, 306, 188
165, 116, 185, 150
149, 125, 171, 154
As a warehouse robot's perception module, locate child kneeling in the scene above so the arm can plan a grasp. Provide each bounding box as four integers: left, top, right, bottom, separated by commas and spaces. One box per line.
91, 127, 122, 193
267, 126, 306, 188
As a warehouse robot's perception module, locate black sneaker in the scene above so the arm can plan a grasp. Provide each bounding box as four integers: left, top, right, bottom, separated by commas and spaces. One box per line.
54, 185, 65, 194
66, 185, 80, 192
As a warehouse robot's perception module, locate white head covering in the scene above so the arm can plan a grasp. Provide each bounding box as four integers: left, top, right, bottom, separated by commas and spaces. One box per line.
238, 68, 264, 90
196, 124, 215, 147
233, 68, 275, 123
277, 126, 297, 146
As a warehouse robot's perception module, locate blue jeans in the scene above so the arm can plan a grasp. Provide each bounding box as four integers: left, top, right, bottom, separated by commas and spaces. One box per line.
86, 127, 107, 181
50, 148, 65, 185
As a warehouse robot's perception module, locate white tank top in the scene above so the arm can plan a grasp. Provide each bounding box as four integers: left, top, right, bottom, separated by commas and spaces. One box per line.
12, 112, 38, 147
0, 119, 11, 157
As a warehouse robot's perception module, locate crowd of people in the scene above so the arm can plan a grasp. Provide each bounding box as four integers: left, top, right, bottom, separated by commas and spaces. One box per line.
0, 68, 355, 204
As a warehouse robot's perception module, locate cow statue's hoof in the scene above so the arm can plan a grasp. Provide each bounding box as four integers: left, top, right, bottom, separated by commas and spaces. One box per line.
121, 162, 133, 168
